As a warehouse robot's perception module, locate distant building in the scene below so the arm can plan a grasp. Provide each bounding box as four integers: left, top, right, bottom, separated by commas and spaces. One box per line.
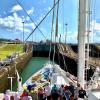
13, 39, 22, 44
6, 39, 22, 44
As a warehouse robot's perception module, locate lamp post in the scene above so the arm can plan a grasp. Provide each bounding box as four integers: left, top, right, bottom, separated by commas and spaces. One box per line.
22, 20, 24, 44
65, 23, 67, 44
22, 18, 25, 52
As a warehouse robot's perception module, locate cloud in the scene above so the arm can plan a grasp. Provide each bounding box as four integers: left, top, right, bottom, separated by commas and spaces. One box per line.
25, 23, 35, 29
57, 31, 78, 43
90, 20, 100, 42
27, 7, 34, 15
57, 21, 100, 43
11, 5, 22, 12
91, 20, 100, 32
39, 14, 43, 20
0, 15, 14, 29
43, 0, 46, 3
26, 16, 30, 21
0, 12, 35, 33
48, 7, 51, 10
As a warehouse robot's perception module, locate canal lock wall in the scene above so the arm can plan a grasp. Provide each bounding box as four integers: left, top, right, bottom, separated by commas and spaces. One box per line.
0, 52, 32, 92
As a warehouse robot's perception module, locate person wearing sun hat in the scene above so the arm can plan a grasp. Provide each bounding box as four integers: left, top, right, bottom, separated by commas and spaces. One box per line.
30, 87, 38, 100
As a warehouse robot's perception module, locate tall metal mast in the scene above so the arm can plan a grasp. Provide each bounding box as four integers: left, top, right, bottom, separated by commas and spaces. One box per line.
78, 0, 87, 89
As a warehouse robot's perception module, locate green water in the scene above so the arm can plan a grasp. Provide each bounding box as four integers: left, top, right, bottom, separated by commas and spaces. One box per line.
21, 57, 49, 83
13, 57, 49, 90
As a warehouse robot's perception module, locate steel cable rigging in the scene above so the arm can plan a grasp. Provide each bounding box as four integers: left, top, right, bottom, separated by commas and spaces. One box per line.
48, 0, 56, 61
24, 0, 62, 42
16, 0, 47, 41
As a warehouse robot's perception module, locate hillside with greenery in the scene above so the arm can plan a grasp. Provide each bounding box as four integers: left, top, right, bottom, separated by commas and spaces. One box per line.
0, 44, 23, 59
0, 38, 11, 42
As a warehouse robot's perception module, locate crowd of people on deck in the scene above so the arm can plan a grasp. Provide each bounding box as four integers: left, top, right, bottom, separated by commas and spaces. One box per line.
3, 66, 87, 100
3, 82, 87, 100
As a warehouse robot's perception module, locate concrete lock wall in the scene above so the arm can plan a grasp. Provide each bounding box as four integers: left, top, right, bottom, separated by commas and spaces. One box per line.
0, 52, 32, 92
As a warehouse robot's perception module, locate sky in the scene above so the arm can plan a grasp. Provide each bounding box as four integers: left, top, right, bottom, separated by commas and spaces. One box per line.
0, 0, 100, 43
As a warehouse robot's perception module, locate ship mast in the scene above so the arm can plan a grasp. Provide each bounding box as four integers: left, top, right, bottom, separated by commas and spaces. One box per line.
78, 0, 87, 89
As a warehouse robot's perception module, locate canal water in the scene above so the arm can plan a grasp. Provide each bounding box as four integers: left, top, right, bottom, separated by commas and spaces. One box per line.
13, 57, 51, 91
21, 57, 50, 83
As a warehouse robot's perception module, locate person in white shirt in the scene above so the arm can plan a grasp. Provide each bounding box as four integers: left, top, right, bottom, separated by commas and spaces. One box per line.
44, 83, 51, 100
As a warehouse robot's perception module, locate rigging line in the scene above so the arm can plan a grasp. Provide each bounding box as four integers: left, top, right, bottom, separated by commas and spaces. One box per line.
53, 39, 56, 63
93, 0, 96, 21
62, 0, 65, 39
92, 0, 96, 42
89, 0, 93, 58
51, 0, 56, 39
90, 0, 93, 29
56, 44, 63, 84
24, 0, 62, 42
86, 0, 92, 85
90, 0, 93, 24
61, 44, 68, 71
60, 0, 67, 71
55, 0, 60, 37
55, 0, 68, 70
57, 43, 68, 71
90, 0, 96, 58
57, 46, 61, 66
16, 0, 47, 40
48, 0, 56, 60
53, 0, 60, 63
